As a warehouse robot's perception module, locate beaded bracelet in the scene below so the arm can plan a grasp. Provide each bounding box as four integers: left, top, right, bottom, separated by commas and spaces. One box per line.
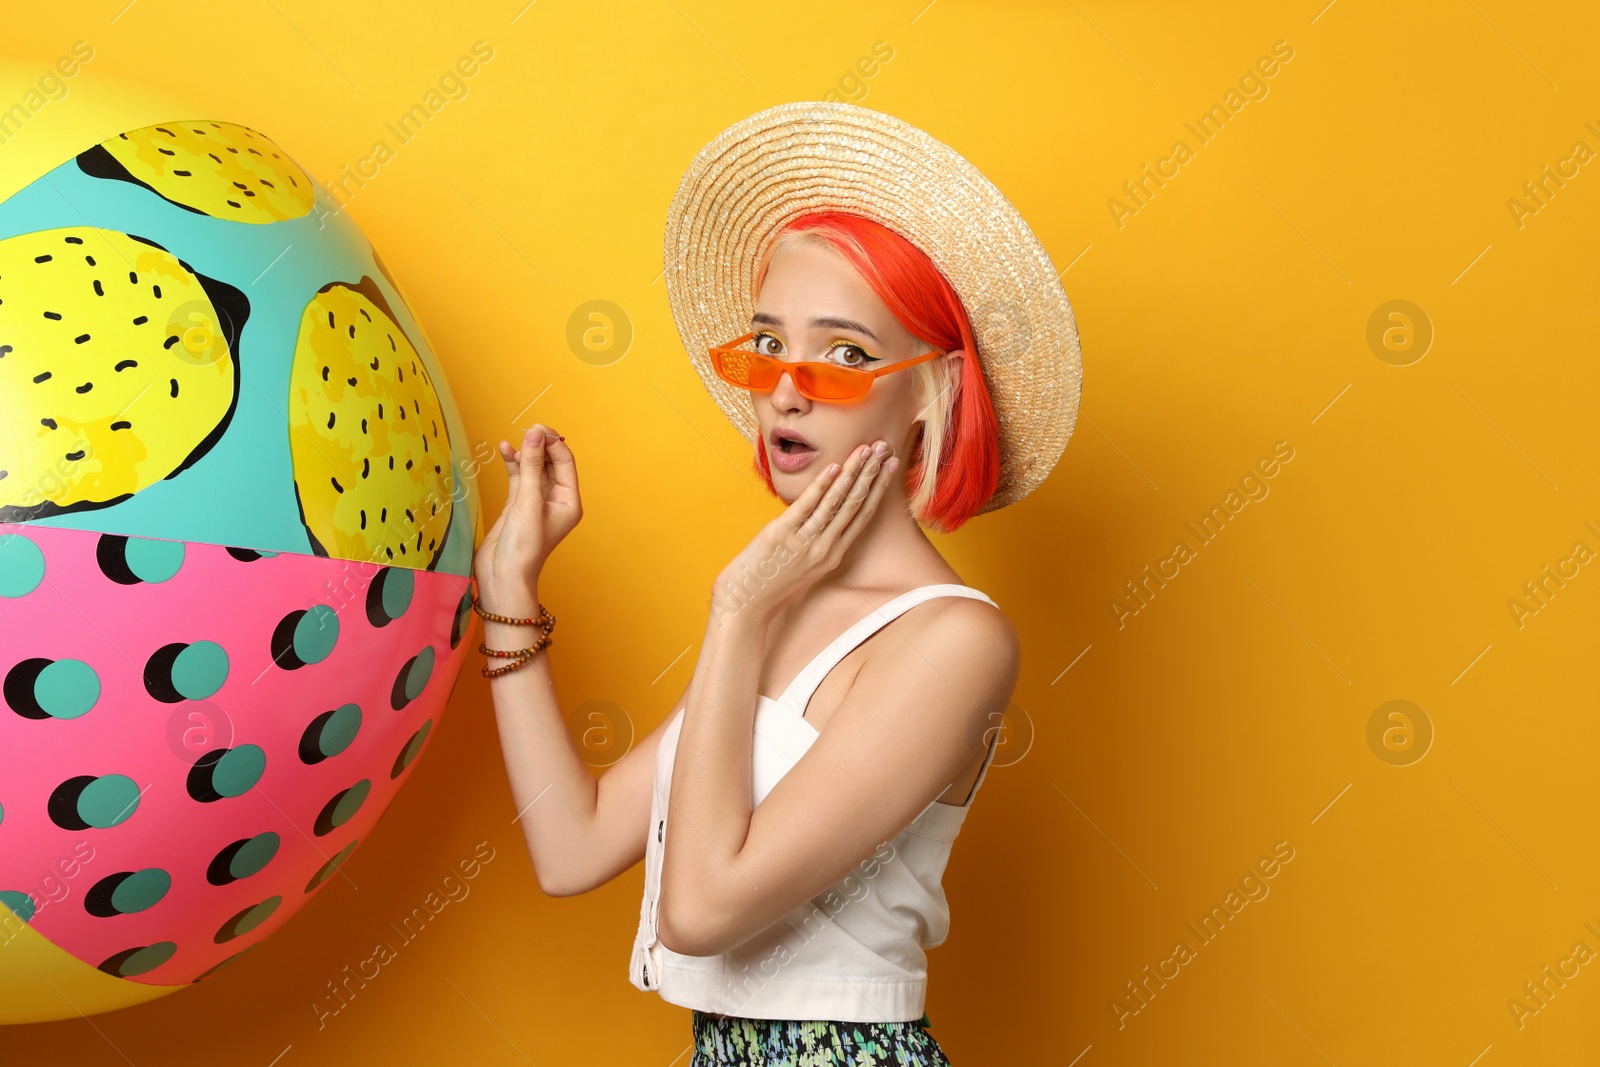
479, 635, 553, 678
479, 639, 552, 659
482, 653, 538, 679
475, 595, 556, 677
480, 641, 552, 678
472, 595, 554, 628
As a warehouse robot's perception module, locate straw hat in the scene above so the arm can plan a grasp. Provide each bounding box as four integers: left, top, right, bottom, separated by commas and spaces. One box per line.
662, 100, 1082, 514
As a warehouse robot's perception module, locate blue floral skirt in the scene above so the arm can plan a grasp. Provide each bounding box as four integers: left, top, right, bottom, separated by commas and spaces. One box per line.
690, 1009, 952, 1066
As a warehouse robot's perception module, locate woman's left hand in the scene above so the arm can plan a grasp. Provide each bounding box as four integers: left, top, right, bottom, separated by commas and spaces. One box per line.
711, 439, 899, 626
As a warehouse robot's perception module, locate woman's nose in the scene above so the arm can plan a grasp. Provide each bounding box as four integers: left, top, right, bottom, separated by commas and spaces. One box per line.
770, 368, 810, 409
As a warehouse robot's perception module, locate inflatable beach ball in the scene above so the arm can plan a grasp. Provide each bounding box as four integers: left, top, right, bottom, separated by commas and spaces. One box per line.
0, 80, 480, 1024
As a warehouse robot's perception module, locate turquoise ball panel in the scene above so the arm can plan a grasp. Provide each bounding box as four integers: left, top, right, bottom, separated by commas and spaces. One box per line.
0, 158, 480, 576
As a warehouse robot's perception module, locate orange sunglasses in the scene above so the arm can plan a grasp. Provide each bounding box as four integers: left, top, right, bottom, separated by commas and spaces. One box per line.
708, 332, 941, 402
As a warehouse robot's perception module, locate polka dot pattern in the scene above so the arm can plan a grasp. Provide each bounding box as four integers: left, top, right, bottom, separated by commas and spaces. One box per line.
303, 840, 358, 893
7, 657, 101, 720
96, 534, 185, 586
99, 941, 176, 977
299, 703, 361, 765
390, 646, 435, 711
144, 641, 230, 703
206, 832, 280, 886
0, 523, 470, 985
85, 869, 172, 917
390, 720, 433, 779
186, 744, 266, 802
314, 779, 371, 837
449, 590, 473, 650
270, 606, 340, 670
366, 566, 414, 628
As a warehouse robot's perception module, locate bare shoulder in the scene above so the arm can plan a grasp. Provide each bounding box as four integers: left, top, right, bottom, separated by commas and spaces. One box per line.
866, 592, 1020, 694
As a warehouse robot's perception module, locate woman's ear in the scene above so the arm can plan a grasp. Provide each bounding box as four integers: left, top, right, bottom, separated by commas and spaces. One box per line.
940, 348, 966, 403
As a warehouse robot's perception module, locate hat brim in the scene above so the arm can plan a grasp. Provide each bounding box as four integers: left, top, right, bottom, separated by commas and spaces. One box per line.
663, 100, 1082, 514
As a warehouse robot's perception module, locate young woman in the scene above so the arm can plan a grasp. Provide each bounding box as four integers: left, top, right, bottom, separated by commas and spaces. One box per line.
473, 103, 1081, 1066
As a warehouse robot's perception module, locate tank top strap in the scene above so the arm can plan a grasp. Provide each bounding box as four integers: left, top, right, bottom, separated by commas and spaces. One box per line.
775, 583, 999, 712
959, 717, 1002, 806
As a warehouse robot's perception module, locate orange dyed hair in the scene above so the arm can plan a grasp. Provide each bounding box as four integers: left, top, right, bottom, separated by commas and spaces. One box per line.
748, 211, 1001, 533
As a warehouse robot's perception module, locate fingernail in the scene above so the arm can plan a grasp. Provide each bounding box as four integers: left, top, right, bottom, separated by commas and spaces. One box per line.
872, 441, 888, 457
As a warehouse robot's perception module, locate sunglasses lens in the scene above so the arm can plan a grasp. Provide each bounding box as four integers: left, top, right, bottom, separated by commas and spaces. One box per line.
797, 364, 866, 400
717, 349, 758, 388
713, 344, 868, 400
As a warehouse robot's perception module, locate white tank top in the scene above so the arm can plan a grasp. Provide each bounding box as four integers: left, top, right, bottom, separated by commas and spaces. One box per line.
627, 583, 1001, 1023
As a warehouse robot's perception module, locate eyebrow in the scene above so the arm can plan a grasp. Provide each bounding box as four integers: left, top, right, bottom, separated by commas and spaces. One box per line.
750, 312, 880, 344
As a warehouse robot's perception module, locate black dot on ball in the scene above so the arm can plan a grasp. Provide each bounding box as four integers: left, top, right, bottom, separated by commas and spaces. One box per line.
207, 839, 249, 886
299, 708, 341, 765
304, 839, 359, 893
391, 655, 419, 711
270, 610, 309, 670
186, 748, 230, 803
312, 781, 369, 837
143, 643, 188, 704
391, 720, 433, 779
5, 658, 51, 719
366, 567, 400, 628
47, 775, 96, 831
97, 941, 176, 977
96, 534, 142, 585
450, 591, 473, 650
226, 547, 266, 562
214, 897, 280, 944
84, 872, 135, 917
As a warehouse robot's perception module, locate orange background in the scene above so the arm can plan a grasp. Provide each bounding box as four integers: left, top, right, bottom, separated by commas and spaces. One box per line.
5, 0, 1599, 1063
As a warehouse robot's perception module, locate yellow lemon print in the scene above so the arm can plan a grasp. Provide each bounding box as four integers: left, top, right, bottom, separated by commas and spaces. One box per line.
78, 121, 315, 224
288, 278, 454, 569
0, 227, 244, 520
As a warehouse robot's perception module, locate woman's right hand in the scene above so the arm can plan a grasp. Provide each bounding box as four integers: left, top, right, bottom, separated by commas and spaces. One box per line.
473, 424, 582, 616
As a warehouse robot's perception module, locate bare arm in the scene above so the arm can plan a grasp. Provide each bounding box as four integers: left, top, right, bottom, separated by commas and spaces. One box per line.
486, 625, 686, 897
659, 597, 1018, 955
475, 423, 675, 897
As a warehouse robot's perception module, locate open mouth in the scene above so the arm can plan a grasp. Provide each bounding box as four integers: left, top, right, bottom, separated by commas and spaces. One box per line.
769, 428, 818, 471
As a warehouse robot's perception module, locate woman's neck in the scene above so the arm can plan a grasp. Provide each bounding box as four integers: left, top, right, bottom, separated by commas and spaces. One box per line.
806, 481, 960, 601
